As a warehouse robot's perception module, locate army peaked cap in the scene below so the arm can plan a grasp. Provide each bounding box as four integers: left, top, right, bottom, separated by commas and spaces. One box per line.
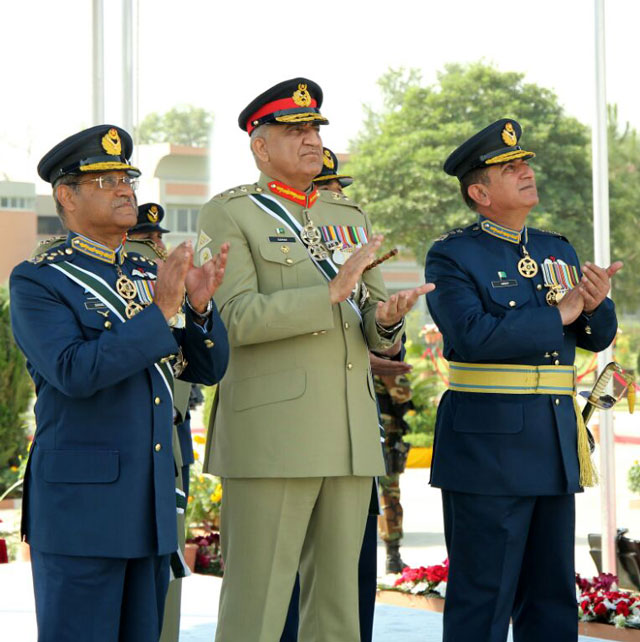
130, 203, 169, 235
38, 124, 140, 184
313, 147, 353, 188
443, 119, 535, 180
238, 77, 329, 135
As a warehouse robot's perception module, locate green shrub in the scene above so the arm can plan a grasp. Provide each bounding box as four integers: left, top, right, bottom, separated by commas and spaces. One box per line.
628, 461, 640, 495
0, 285, 32, 497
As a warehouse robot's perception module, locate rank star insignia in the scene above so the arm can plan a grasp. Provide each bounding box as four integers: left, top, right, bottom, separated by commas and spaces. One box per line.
101, 128, 122, 155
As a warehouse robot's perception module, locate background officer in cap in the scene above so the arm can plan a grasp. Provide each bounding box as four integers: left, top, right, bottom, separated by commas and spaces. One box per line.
197, 79, 432, 641
129, 202, 170, 255
10, 124, 230, 642
425, 118, 621, 641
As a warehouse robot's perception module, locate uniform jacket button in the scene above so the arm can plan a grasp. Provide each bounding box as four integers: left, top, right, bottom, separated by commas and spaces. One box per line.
155, 443, 162, 452
154, 397, 161, 405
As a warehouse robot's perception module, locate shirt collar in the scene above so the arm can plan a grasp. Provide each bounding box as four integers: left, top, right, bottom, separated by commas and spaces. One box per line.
258, 172, 319, 209
67, 232, 126, 264
478, 216, 528, 245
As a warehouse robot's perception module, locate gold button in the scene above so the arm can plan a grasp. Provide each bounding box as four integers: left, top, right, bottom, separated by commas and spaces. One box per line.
551, 351, 559, 357
554, 360, 560, 365
103, 320, 112, 329
344, 322, 350, 330
536, 284, 543, 291
281, 245, 290, 254
154, 397, 161, 405
312, 332, 319, 336
65, 248, 73, 255
256, 187, 263, 193
204, 339, 214, 348
508, 300, 516, 308
555, 399, 560, 406
544, 352, 550, 358
285, 258, 294, 265
229, 189, 235, 194
155, 443, 162, 452
132, 256, 138, 261
320, 330, 326, 335
347, 363, 353, 370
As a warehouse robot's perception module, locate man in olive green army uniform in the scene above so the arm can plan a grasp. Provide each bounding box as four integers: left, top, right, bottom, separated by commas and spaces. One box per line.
32, 202, 193, 642
196, 78, 433, 642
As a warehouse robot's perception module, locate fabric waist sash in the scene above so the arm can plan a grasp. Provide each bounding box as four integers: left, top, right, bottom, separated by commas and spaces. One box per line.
447, 361, 595, 488
448, 362, 576, 395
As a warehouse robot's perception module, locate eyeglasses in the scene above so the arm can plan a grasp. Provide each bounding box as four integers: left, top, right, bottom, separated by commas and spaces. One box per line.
71, 175, 139, 191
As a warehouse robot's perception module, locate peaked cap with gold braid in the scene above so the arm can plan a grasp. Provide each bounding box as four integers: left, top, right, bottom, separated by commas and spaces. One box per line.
313, 147, 353, 188
38, 124, 140, 183
443, 118, 535, 180
238, 77, 329, 134
130, 202, 170, 235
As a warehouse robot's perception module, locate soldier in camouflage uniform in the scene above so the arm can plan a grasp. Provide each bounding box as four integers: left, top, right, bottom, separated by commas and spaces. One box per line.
371, 346, 413, 574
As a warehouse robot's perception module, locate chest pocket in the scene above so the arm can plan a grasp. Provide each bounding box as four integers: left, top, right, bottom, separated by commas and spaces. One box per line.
486, 285, 532, 312
259, 241, 314, 289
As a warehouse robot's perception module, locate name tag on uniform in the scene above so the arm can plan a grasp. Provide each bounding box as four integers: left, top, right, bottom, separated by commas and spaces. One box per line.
491, 279, 518, 288
269, 236, 297, 243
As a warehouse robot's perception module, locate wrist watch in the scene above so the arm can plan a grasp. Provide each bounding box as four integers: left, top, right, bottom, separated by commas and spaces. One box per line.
186, 295, 213, 320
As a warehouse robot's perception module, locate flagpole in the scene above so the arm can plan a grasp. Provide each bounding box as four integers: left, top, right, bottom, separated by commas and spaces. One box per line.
592, 0, 616, 575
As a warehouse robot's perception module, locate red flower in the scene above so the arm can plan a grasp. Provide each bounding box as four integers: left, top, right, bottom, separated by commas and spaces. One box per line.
594, 602, 608, 616
617, 601, 630, 617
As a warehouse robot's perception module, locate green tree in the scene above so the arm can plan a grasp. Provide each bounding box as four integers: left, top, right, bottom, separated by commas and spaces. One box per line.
347, 63, 594, 265
137, 105, 213, 147
607, 105, 640, 312
0, 286, 32, 495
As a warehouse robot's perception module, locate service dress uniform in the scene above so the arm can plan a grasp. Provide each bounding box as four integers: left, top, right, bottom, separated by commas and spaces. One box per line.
196, 79, 400, 642
425, 120, 618, 642
10, 125, 229, 642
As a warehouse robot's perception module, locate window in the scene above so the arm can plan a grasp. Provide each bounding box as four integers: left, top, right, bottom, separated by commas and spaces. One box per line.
0, 196, 35, 210
37, 216, 65, 235
166, 206, 201, 233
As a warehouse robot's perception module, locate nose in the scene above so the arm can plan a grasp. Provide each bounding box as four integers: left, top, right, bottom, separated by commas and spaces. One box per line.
304, 126, 322, 147
520, 162, 535, 179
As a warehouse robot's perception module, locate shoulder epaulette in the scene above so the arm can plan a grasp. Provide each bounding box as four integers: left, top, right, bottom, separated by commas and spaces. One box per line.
433, 223, 478, 243
212, 184, 258, 203
30, 246, 72, 265
528, 227, 570, 242
318, 189, 365, 214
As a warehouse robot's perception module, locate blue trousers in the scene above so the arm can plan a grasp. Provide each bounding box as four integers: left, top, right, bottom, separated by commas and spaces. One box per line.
442, 491, 577, 642
280, 513, 378, 642
31, 549, 170, 642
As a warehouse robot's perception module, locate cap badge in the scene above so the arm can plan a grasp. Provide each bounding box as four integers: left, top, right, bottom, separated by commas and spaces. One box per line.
147, 205, 159, 223
501, 122, 518, 147
323, 149, 335, 169
293, 83, 312, 107
102, 128, 122, 156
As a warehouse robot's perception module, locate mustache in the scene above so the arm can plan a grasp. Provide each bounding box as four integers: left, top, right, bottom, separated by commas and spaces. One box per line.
112, 197, 136, 209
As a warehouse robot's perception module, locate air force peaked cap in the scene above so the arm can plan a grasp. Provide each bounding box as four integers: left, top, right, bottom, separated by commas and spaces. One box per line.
130, 203, 170, 235
313, 148, 353, 188
38, 124, 140, 184
443, 119, 535, 180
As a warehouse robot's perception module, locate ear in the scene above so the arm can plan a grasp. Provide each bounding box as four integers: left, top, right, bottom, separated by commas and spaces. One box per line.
56, 183, 79, 213
251, 136, 270, 163
467, 183, 490, 208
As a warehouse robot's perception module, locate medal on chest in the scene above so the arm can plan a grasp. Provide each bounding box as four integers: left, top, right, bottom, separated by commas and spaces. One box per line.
541, 257, 580, 306
319, 225, 369, 265
300, 209, 329, 260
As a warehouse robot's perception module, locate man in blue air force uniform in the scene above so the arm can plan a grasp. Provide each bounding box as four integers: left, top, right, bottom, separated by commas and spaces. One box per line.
9, 125, 229, 642
425, 119, 621, 642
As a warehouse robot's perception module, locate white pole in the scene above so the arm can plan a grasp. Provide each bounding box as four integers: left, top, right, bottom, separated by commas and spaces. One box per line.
592, 0, 616, 575
122, 0, 135, 135
92, 0, 105, 125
